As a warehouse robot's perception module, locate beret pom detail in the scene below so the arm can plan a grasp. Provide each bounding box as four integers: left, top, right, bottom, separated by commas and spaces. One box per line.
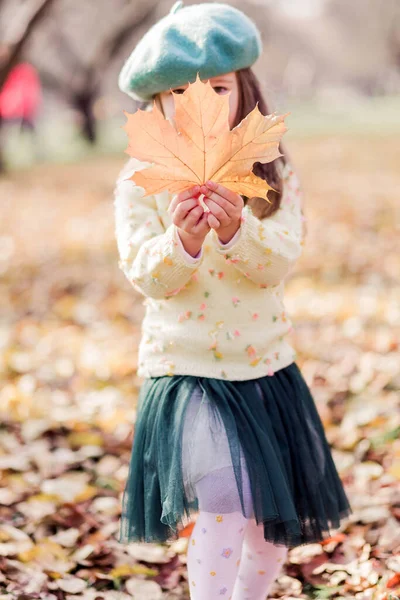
118, 2, 262, 102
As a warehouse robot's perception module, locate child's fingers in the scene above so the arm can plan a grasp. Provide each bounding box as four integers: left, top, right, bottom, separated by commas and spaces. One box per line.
180, 205, 204, 229
203, 197, 231, 227
192, 211, 211, 235
173, 198, 200, 221
207, 212, 220, 230
201, 184, 240, 221
205, 181, 242, 206
168, 185, 200, 214
177, 185, 201, 203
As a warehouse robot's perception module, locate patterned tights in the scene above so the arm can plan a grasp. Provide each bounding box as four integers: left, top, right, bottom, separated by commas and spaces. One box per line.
186, 467, 288, 599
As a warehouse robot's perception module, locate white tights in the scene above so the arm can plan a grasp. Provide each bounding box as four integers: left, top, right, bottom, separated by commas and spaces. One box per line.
186, 468, 288, 599
187, 511, 288, 599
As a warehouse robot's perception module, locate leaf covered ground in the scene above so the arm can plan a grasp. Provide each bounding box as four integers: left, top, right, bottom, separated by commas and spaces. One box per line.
0, 134, 399, 599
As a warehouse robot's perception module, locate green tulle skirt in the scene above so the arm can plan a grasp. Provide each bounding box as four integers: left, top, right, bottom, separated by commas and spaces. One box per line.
118, 362, 352, 549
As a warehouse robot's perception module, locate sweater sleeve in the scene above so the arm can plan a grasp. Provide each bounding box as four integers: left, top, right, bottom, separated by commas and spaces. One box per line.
114, 158, 205, 299
209, 161, 306, 287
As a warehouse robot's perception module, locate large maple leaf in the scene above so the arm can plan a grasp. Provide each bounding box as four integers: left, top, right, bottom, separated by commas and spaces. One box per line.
122, 74, 289, 200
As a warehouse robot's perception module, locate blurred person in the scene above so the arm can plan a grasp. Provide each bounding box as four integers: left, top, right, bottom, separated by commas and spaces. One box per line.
0, 62, 41, 128
0, 62, 42, 162
114, 2, 352, 598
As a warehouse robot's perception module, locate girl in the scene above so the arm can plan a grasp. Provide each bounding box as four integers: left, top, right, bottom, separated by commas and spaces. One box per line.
114, 2, 353, 598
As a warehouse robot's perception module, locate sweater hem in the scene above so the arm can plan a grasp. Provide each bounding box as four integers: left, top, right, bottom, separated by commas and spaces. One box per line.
136, 346, 297, 382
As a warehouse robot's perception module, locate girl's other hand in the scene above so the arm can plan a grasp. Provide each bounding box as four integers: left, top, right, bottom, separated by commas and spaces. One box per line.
168, 185, 211, 258
168, 185, 211, 240
200, 181, 244, 244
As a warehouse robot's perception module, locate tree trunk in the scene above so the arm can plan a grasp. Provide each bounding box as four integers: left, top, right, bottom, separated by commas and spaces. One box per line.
0, 0, 56, 89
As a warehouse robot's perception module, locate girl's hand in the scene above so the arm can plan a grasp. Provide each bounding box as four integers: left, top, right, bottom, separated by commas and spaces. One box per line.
168, 185, 211, 240
168, 185, 211, 258
200, 181, 244, 244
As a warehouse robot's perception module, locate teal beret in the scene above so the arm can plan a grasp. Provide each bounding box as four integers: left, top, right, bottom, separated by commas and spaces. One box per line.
118, 1, 262, 102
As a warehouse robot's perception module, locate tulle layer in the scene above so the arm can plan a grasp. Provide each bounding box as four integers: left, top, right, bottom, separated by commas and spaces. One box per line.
117, 362, 352, 549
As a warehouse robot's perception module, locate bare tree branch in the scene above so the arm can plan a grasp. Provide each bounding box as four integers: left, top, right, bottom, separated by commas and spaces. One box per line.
38, 0, 158, 144
89, 1, 159, 91
0, 0, 56, 88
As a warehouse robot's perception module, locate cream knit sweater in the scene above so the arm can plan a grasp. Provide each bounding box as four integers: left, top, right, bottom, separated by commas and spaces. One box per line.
113, 157, 306, 381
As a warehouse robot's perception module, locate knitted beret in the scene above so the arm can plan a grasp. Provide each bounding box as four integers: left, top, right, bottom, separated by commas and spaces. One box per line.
118, 1, 262, 102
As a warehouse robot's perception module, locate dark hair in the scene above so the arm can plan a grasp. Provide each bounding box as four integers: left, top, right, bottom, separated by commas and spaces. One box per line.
233, 67, 290, 219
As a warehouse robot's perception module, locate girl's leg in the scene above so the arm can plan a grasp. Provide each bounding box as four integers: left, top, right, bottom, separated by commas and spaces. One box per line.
187, 509, 248, 599
186, 465, 252, 599
231, 518, 288, 600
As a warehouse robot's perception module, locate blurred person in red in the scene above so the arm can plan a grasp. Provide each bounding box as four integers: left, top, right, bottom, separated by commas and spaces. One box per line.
0, 62, 42, 161
0, 62, 41, 129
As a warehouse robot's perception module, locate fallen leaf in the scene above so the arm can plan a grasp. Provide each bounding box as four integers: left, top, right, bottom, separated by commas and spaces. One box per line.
56, 576, 87, 593
387, 573, 400, 589
122, 74, 289, 199
178, 519, 196, 538
126, 542, 175, 564
125, 578, 163, 599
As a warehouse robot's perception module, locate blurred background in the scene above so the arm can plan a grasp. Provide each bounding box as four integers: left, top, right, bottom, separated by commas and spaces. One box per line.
0, 1, 399, 599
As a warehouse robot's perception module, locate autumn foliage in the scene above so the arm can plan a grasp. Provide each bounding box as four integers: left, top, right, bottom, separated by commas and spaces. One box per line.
122, 75, 289, 199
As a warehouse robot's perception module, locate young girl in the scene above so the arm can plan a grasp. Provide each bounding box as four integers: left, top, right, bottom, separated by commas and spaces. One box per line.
114, 2, 353, 598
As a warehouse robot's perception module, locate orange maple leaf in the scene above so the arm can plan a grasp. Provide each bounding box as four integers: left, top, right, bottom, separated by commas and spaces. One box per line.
122, 74, 289, 200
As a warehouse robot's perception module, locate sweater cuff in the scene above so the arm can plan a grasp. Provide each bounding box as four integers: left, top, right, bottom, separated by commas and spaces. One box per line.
216, 227, 241, 249
175, 228, 204, 263
171, 224, 204, 266
210, 207, 248, 255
